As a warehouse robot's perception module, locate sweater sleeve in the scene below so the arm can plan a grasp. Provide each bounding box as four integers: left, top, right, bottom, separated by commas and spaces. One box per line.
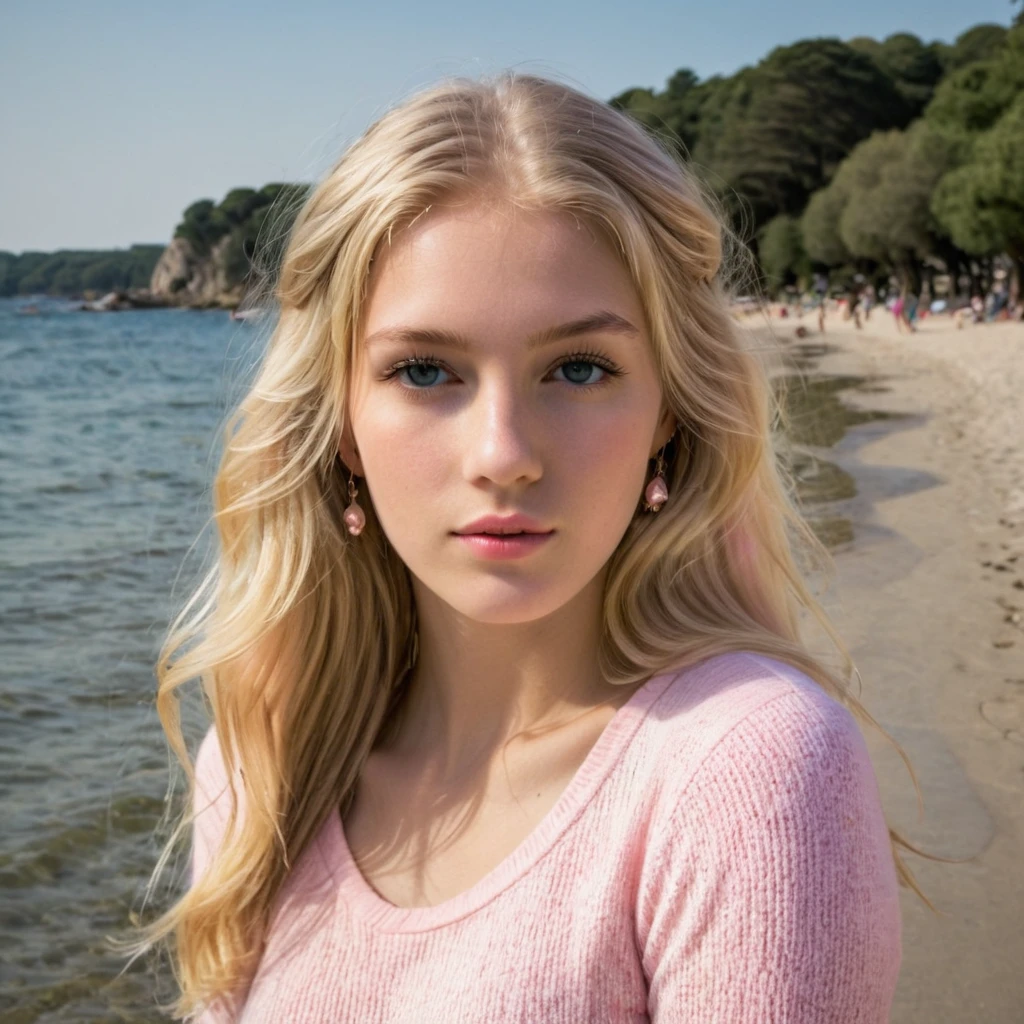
189, 726, 246, 1024
636, 688, 902, 1023
191, 724, 236, 887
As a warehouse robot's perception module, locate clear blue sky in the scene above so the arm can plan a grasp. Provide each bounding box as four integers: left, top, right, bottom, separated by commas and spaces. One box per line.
1, 0, 1016, 252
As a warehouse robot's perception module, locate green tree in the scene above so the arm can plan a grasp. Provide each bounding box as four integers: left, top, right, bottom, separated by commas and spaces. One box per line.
222, 206, 271, 287
942, 24, 1008, 70
81, 257, 128, 292
217, 182, 312, 291
933, 93, 1024, 296
0, 252, 16, 296
174, 198, 230, 253
926, 23, 1024, 134
17, 254, 60, 295
0, 247, 164, 297
758, 214, 809, 290
850, 33, 945, 115
800, 122, 961, 289
697, 39, 911, 233
839, 124, 962, 288
610, 71, 713, 156
801, 184, 852, 268
50, 263, 84, 294
127, 245, 166, 288
218, 187, 262, 226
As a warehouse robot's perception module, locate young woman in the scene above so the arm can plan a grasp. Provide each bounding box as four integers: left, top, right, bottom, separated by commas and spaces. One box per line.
136, 72, 937, 1021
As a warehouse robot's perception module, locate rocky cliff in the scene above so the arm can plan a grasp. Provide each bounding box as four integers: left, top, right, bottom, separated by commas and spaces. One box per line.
148, 236, 243, 308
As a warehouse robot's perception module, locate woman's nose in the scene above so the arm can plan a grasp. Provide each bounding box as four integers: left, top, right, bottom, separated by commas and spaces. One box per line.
461, 385, 543, 489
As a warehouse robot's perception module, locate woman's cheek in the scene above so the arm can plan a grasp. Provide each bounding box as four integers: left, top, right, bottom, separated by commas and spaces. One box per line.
359, 402, 454, 535
568, 413, 647, 487
362, 395, 438, 470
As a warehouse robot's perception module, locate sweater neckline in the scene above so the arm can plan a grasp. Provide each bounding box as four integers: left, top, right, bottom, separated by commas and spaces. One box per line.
321, 668, 683, 933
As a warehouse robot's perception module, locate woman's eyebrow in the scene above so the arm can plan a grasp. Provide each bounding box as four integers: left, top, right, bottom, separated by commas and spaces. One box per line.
362, 310, 640, 350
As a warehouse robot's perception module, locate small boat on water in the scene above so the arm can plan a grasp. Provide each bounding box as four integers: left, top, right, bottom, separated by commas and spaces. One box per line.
229, 307, 265, 322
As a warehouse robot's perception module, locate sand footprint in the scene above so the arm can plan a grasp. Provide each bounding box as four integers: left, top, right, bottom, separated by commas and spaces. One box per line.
980, 694, 1024, 747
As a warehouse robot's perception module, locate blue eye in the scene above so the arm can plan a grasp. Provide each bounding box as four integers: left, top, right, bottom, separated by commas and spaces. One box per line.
381, 349, 625, 397
381, 357, 450, 391
553, 360, 607, 386
402, 361, 448, 388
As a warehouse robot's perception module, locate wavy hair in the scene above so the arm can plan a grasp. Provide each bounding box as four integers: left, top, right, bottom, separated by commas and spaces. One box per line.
131, 70, 947, 1018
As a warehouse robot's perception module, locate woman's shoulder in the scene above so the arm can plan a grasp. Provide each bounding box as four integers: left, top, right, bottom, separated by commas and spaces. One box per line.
634, 655, 901, 1019
638, 650, 874, 811
650, 649, 858, 746
634, 649, 894, 897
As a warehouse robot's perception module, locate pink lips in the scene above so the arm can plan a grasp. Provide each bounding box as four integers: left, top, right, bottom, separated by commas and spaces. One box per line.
452, 513, 555, 561
455, 513, 551, 535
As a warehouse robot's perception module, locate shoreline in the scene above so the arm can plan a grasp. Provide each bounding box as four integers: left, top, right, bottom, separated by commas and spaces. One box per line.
761, 311, 1024, 1022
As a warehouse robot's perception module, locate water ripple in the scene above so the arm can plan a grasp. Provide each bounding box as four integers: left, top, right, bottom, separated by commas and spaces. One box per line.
0, 299, 256, 1018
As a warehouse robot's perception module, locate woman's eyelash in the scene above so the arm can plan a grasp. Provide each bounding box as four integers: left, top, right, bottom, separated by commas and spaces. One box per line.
553, 349, 625, 378
380, 353, 447, 381
380, 348, 626, 394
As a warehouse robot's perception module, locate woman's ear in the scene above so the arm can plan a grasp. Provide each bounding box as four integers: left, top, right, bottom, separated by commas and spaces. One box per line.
337, 423, 365, 477
649, 406, 678, 458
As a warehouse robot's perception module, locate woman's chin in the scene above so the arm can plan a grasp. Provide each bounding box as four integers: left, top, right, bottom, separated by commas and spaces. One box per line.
424, 578, 578, 626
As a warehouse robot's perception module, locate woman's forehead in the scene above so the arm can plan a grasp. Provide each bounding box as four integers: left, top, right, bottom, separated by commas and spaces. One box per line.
360, 205, 640, 340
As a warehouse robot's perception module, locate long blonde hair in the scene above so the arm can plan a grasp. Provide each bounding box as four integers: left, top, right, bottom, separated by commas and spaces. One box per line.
134, 70, 946, 1018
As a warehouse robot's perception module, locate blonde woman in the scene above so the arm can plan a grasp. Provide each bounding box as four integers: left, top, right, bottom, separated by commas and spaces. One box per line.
136, 71, 940, 1022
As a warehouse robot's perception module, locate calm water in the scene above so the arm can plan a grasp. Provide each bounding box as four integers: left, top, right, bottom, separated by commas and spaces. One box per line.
1, 301, 256, 1021
0, 300, 896, 1021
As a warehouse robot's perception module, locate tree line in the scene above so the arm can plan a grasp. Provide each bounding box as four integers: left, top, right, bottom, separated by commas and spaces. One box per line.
611, 17, 1023, 299
0, 245, 165, 298
5, 15, 1020, 302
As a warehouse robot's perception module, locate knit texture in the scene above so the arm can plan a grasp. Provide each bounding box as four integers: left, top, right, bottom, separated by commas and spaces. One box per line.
190, 651, 902, 1022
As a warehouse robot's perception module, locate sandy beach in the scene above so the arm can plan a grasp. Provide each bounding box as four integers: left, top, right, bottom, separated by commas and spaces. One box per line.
761, 309, 1024, 1022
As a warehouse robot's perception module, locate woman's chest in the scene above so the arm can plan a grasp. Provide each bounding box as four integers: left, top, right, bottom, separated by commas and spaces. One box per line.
342, 719, 620, 909
240, 886, 652, 1024
343, 775, 574, 910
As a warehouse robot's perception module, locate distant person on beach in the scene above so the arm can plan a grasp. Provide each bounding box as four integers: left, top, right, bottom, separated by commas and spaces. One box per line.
891, 290, 918, 334
127, 72, 926, 1023
905, 293, 919, 331
813, 273, 828, 338
988, 285, 1008, 321
848, 289, 862, 329
862, 284, 875, 321
891, 293, 905, 332
814, 276, 828, 334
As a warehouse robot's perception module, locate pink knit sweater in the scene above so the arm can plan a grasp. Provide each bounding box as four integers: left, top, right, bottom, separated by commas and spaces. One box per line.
191, 651, 902, 1022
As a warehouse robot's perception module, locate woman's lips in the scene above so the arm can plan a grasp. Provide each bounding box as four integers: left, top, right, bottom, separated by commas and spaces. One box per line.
453, 531, 555, 560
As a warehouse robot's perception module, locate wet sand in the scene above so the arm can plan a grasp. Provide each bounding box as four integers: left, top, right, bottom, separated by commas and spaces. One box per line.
762, 310, 1024, 1023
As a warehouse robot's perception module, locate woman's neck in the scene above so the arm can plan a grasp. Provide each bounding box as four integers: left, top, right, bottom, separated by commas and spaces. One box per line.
384, 570, 619, 779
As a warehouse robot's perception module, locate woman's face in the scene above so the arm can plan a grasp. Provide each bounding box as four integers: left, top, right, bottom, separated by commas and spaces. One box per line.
342, 199, 675, 625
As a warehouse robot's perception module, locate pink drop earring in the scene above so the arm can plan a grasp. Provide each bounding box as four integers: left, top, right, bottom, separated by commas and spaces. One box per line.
343, 469, 366, 536
641, 427, 678, 513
